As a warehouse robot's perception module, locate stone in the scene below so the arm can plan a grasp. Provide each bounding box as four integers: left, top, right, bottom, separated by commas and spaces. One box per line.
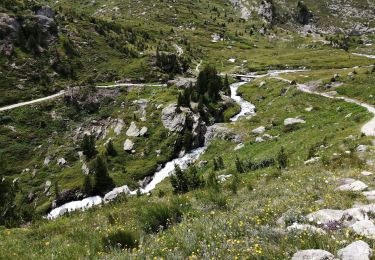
305, 106, 313, 112
44, 180, 52, 193
44, 156, 51, 166
336, 180, 368, 192
286, 223, 326, 234
218, 175, 232, 183
123, 139, 134, 152
350, 220, 375, 239
337, 240, 371, 260
291, 249, 335, 260
284, 117, 306, 126
363, 190, 375, 201
306, 209, 345, 225
255, 137, 265, 143
139, 126, 148, 136
126, 122, 140, 137
361, 171, 373, 176
155, 149, 161, 157
259, 81, 267, 88
161, 104, 187, 132
198, 160, 208, 168
113, 119, 125, 135
81, 163, 89, 175
57, 158, 66, 166
357, 145, 368, 153
252, 126, 266, 134
234, 143, 245, 151
304, 157, 320, 165
103, 185, 131, 203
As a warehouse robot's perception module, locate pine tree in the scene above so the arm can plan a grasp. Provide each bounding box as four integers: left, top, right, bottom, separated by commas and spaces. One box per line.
213, 158, 220, 171
106, 140, 117, 156
206, 171, 220, 192
170, 164, 189, 194
187, 166, 202, 190
224, 74, 231, 96
235, 156, 245, 173
218, 156, 225, 169
93, 155, 114, 195
277, 147, 288, 169
82, 175, 93, 196
82, 134, 97, 159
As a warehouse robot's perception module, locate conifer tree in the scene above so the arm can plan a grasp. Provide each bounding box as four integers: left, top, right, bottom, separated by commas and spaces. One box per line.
93, 155, 114, 195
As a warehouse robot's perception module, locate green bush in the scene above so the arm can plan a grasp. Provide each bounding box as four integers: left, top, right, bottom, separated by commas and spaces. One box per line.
102, 230, 139, 250
139, 198, 190, 233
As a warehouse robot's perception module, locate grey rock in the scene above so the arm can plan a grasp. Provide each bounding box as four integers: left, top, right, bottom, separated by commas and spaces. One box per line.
338, 240, 371, 260
123, 139, 134, 151
252, 126, 266, 134
113, 119, 125, 135
139, 126, 148, 136
57, 158, 66, 166
255, 137, 265, 143
103, 185, 130, 203
44, 180, 52, 193
291, 249, 335, 260
357, 145, 368, 153
161, 104, 187, 132
336, 180, 368, 192
306, 209, 345, 225
44, 156, 51, 166
350, 220, 375, 239
363, 190, 375, 201
284, 117, 306, 126
126, 122, 140, 137
361, 171, 373, 176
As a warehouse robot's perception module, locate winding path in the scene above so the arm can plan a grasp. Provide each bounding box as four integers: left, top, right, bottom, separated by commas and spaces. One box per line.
272, 76, 375, 137
0, 83, 166, 112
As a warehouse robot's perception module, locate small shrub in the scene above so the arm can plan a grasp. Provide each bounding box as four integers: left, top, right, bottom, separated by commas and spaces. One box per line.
139, 198, 189, 233
208, 191, 228, 209
277, 147, 288, 169
102, 230, 139, 250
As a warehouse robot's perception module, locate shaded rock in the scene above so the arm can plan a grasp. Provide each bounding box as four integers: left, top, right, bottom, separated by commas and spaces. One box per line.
336, 180, 368, 192
357, 145, 368, 153
123, 139, 134, 151
256, 137, 265, 143
161, 104, 187, 132
350, 220, 375, 239
338, 240, 371, 260
37, 6, 55, 18
56, 188, 84, 207
205, 125, 242, 144
252, 126, 266, 134
103, 185, 130, 203
126, 122, 140, 137
81, 163, 89, 175
168, 77, 197, 88
291, 249, 335, 260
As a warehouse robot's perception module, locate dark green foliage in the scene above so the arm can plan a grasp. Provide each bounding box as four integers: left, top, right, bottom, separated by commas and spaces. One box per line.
223, 74, 231, 96
235, 156, 245, 173
230, 172, 240, 194
170, 165, 203, 194
196, 65, 224, 102
82, 175, 93, 196
277, 147, 288, 169
245, 158, 275, 171
54, 181, 60, 201
106, 140, 117, 157
92, 155, 115, 196
296, 1, 313, 25
206, 171, 220, 192
139, 198, 190, 233
81, 134, 97, 159
102, 230, 139, 250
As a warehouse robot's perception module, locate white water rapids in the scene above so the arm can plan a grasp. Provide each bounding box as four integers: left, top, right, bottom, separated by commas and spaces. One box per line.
47, 69, 306, 219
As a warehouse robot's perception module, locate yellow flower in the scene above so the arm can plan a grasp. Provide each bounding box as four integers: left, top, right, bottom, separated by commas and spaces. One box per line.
45, 241, 50, 246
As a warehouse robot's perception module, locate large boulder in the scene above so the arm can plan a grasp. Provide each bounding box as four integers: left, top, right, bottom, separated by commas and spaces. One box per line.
291, 249, 335, 260
103, 185, 131, 203
350, 220, 375, 239
161, 104, 187, 132
162, 103, 207, 148
306, 209, 345, 225
337, 240, 371, 260
0, 13, 19, 40
205, 125, 242, 144
336, 180, 368, 192
126, 122, 140, 137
